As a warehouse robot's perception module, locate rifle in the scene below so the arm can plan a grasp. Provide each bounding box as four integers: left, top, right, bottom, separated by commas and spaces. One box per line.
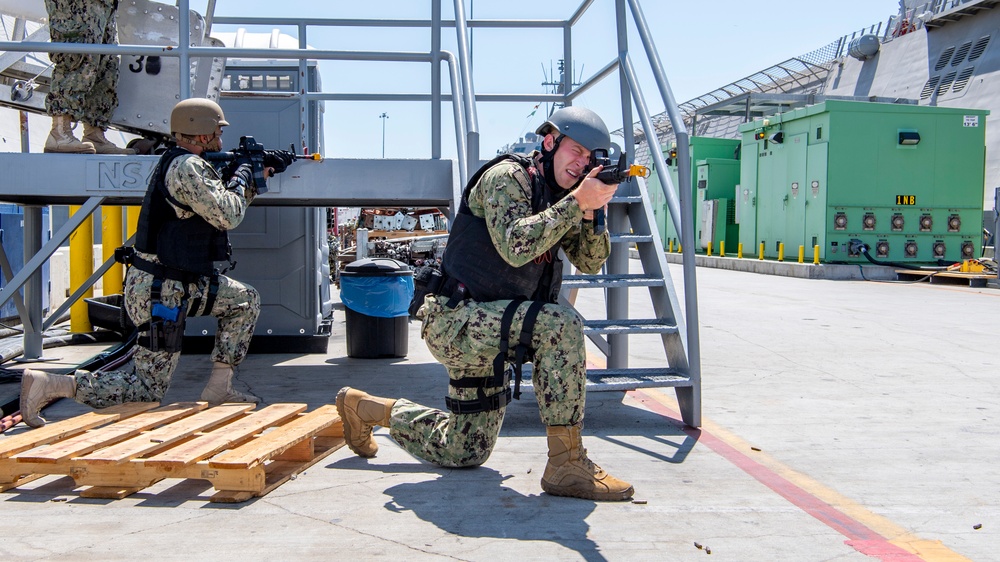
203, 136, 321, 194
589, 149, 649, 233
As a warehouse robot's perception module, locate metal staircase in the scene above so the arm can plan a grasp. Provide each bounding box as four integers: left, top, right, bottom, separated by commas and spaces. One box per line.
565, 184, 690, 391
511, 0, 702, 427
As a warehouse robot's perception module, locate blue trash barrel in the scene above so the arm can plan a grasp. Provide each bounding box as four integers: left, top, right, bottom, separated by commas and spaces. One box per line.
340, 258, 414, 358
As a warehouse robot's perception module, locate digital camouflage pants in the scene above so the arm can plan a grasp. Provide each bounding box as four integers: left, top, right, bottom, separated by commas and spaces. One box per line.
74, 265, 260, 408
45, 0, 119, 127
389, 294, 586, 468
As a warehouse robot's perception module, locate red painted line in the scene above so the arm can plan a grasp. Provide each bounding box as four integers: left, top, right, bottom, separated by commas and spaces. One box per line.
633, 390, 923, 561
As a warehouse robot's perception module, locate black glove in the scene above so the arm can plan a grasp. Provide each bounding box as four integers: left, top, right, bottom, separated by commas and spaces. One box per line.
220, 159, 240, 181
228, 163, 254, 192
264, 150, 295, 174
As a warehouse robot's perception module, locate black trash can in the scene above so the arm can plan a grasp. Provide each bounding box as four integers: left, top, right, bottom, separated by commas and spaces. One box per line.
340, 257, 415, 358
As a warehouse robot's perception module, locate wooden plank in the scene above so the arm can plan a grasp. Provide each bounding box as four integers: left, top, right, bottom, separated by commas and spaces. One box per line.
13, 402, 207, 464
0, 403, 159, 459
79, 486, 141, 499
209, 405, 340, 469
209, 436, 346, 503
78, 403, 255, 465
142, 403, 307, 468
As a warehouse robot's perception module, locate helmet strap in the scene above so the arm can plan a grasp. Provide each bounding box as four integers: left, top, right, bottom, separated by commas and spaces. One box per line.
190, 131, 220, 152
539, 134, 564, 192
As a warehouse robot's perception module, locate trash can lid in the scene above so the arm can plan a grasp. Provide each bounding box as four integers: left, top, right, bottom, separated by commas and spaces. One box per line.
343, 257, 413, 277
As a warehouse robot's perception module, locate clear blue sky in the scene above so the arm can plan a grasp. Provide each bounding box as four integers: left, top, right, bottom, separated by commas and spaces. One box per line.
196, 0, 900, 160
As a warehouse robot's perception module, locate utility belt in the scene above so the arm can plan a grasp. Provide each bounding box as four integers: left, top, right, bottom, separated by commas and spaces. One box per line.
413, 266, 545, 416
114, 246, 221, 354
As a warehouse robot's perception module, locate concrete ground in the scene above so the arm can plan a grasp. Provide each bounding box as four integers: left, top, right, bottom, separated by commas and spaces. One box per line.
1, 260, 998, 561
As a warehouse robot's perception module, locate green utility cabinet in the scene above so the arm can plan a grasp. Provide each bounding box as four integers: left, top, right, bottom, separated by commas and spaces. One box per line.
737, 100, 988, 263
696, 158, 740, 252
646, 137, 740, 250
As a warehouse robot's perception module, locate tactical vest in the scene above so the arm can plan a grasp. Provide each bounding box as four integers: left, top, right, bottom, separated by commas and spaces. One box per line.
134, 147, 232, 276
442, 154, 562, 303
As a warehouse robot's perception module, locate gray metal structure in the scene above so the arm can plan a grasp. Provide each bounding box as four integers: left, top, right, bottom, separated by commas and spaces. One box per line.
0, 0, 703, 427
184, 64, 334, 352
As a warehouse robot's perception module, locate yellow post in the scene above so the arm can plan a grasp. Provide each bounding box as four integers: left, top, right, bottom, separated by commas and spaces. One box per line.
737, 242, 743, 259
706, 241, 713, 256
719, 240, 725, 257
759, 242, 765, 260
102, 207, 124, 295
69, 205, 94, 333
813, 245, 821, 265
678, 243, 682, 253
667, 239, 673, 253
778, 242, 785, 262
798, 245, 805, 263
126, 206, 140, 239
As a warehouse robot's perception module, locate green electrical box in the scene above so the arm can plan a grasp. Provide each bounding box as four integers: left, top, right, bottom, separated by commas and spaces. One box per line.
646, 137, 740, 251
696, 158, 740, 252
737, 100, 988, 263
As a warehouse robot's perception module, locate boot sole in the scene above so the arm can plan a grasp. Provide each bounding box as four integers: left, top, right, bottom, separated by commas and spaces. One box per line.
335, 387, 377, 458
540, 480, 634, 502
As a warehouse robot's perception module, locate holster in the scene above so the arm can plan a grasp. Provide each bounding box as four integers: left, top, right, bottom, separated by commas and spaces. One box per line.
144, 302, 187, 354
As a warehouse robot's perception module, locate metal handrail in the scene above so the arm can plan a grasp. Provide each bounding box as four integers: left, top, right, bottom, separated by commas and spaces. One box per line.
623, 0, 700, 408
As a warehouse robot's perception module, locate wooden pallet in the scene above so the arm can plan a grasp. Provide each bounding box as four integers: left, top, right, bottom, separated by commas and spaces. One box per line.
895, 269, 994, 287
0, 401, 344, 503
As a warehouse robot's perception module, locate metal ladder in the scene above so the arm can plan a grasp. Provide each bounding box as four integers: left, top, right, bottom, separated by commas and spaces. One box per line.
560, 175, 700, 427
512, 0, 702, 428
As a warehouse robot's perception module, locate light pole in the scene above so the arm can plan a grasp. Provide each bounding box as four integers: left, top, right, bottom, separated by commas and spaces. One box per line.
379, 112, 388, 158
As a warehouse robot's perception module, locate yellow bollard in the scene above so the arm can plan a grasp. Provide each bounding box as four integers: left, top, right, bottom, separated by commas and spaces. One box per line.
719, 241, 726, 257
737, 242, 743, 259
706, 241, 713, 256
759, 242, 765, 260
102, 207, 125, 295
778, 242, 785, 262
678, 243, 682, 253
798, 245, 805, 263
69, 205, 94, 333
813, 245, 820, 265
126, 206, 141, 239
668, 239, 673, 253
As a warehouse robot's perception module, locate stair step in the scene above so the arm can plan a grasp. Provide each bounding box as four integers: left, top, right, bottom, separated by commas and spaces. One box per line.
610, 233, 654, 244
609, 195, 643, 205
586, 368, 691, 391
583, 318, 678, 335
562, 274, 664, 288
513, 367, 690, 392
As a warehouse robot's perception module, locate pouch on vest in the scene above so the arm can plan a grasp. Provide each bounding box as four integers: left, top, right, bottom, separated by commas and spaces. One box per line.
408, 265, 443, 316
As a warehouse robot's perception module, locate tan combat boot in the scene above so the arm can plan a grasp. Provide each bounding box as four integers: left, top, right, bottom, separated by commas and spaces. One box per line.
82, 123, 135, 155
44, 115, 96, 154
335, 387, 396, 458
540, 424, 634, 501
19, 369, 77, 428
200, 362, 260, 405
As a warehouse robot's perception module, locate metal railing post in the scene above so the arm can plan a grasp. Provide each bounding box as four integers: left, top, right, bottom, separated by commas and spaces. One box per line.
178, 0, 191, 99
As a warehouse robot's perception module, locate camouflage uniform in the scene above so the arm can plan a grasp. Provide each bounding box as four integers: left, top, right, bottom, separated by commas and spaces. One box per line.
75, 154, 260, 408
389, 157, 610, 467
45, 0, 120, 127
